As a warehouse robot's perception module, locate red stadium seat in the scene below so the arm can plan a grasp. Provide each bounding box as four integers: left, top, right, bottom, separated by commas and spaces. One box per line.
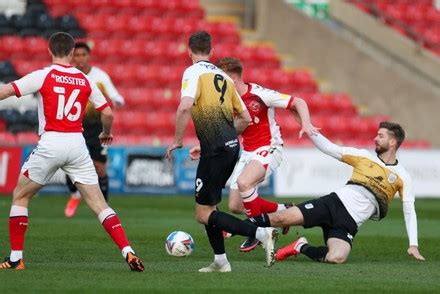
0, 36, 25, 59
13, 60, 49, 76
0, 119, 6, 132
16, 132, 39, 144
0, 132, 17, 144
36, 0, 424, 148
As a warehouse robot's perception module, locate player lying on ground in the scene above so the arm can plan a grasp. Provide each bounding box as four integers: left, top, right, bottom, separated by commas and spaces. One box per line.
250, 122, 425, 263
0, 32, 144, 271
166, 31, 278, 272
190, 57, 319, 251
65, 42, 126, 218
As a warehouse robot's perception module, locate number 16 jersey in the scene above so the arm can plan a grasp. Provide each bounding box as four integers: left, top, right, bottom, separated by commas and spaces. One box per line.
181, 61, 246, 157
11, 63, 108, 135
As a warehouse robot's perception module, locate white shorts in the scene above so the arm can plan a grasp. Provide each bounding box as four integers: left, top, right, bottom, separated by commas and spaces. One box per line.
21, 132, 98, 185
229, 145, 283, 190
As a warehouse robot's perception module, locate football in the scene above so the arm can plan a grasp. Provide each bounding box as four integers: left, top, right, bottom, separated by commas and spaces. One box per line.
165, 231, 195, 257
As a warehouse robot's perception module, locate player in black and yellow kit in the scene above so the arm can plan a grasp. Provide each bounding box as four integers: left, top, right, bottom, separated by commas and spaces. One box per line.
250, 122, 425, 264
64, 42, 125, 217
166, 31, 279, 272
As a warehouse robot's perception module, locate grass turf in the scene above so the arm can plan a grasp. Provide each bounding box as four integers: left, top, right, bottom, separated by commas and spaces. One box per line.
0, 195, 439, 293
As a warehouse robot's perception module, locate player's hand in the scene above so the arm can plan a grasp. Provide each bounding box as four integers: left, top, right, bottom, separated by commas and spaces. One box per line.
99, 132, 113, 146
189, 145, 201, 160
165, 142, 183, 161
407, 246, 425, 261
299, 123, 320, 138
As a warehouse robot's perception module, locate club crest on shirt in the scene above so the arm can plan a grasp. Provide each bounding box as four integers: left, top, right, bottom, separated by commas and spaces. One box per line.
248, 100, 262, 113
388, 173, 397, 184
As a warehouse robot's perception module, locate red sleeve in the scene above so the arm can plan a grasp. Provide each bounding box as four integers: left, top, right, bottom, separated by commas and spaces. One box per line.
11, 82, 22, 98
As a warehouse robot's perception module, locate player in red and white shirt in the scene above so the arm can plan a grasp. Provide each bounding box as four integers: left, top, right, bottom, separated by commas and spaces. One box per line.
191, 57, 319, 251
0, 32, 144, 271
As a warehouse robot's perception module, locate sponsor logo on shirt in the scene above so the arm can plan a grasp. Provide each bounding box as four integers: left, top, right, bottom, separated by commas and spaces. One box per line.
305, 203, 314, 209
248, 100, 262, 113
388, 173, 397, 184
225, 139, 238, 148
181, 79, 189, 91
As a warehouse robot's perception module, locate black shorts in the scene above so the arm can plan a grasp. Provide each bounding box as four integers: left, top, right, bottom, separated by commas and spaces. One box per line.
195, 146, 239, 206
83, 123, 107, 163
297, 193, 358, 246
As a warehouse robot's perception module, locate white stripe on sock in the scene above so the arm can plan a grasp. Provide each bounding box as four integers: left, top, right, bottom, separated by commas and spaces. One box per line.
10, 250, 23, 262
98, 208, 116, 224
10, 205, 28, 217
241, 188, 258, 202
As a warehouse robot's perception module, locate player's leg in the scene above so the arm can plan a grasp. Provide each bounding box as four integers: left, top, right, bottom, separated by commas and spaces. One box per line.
236, 147, 292, 251
238, 147, 288, 215
227, 155, 246, 214
228, 189, 244, 214
276, 193, 356, 263
0, 175, 43, 270
237, 160, 268, 216
324, 238, 351, 264
87, 135, 109, 202
64, 174, 81, 218
94, 160, 109, 201
290, 230, 352, 263
195, 204, 230, 272
196, 150, 278, 270
64, 141, 144, 272
1, 141, 57, 270
73, 181, 144, 271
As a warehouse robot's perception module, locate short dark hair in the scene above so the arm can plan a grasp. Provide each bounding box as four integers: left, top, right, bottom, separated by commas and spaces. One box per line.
379, 121, 405, 149
48, 32, 75, 57
217, 57, 243, 77
188, 31, 211, 55
74, 42, 91, 53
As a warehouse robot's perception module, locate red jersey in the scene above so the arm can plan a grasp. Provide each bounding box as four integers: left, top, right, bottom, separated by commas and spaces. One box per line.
241, 83, 294, 151
11, 63, 108, 135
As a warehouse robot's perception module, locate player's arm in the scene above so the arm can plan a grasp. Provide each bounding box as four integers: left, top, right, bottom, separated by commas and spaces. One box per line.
172, 96, 194, 147
232, 89, 251, 135
400, 177, 425, 261
101, 71, 125, 107
289, 97, 320, 138
258, 88, 318, 138
99, 106, 113, 145
89, 81, 113, 145
234, 108, 251, 135
0, 83, 16, 100
1, 69, 46, 100
308, 133, 344, 160
166, 67, 197, 160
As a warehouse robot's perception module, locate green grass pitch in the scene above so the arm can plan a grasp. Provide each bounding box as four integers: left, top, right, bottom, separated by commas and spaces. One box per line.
0, 195, 439, 293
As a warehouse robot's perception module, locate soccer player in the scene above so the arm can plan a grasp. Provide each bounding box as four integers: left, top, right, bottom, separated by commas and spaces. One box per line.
251, 122, 425, 263
165, 31, 279, 272
64, 42, 125, 218
217, 57, 318, 251
0, 32, 144, 271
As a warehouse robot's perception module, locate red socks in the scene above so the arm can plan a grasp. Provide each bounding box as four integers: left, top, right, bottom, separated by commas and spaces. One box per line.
99, 208, 130, 250
257, 197, 279, 214
9, 216, 28, 251
241, 189, 279, 217
9, 206, 29, 251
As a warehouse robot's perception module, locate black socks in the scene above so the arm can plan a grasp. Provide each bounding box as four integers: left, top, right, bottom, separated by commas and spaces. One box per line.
99, 175, 109, 201
300, 244, 329, 262
208, 210, 257, 237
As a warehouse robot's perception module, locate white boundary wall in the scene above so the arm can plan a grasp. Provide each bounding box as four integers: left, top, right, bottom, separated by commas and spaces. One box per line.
275, 148, 440, 198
